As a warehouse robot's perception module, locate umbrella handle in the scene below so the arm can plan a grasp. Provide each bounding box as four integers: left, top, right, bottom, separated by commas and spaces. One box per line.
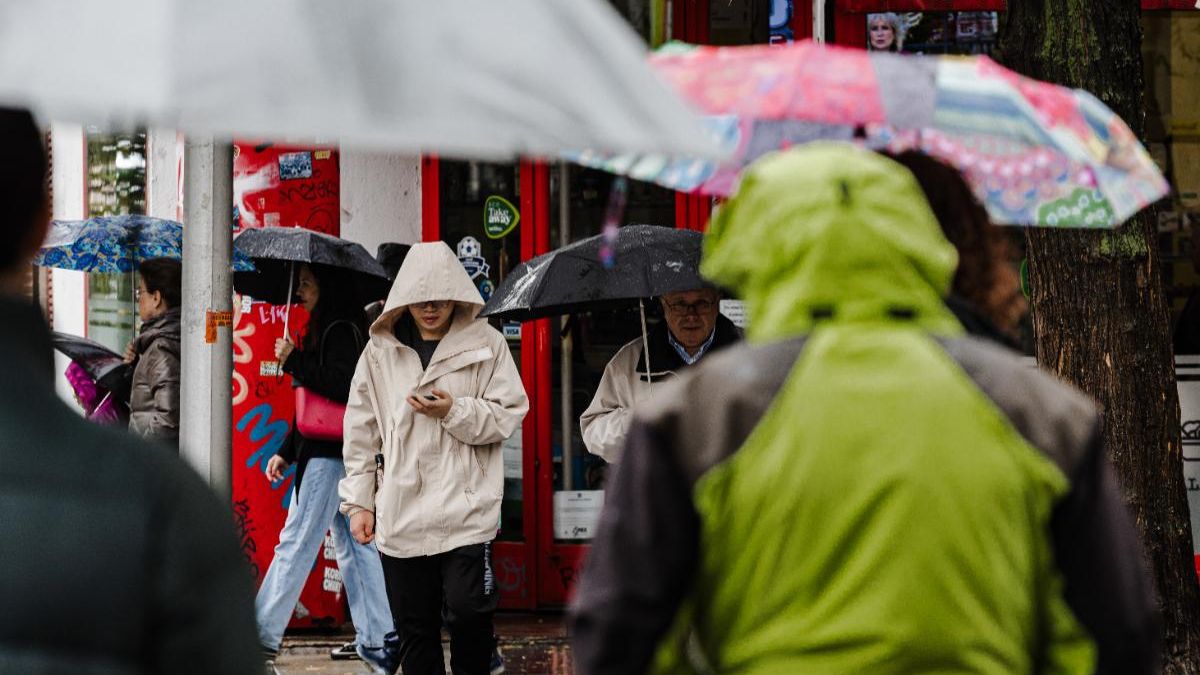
283, 261, 294, 341
639, 298, 651, 394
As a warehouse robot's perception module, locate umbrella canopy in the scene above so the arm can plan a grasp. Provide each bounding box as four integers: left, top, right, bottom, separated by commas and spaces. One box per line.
480, 225, 707, 322
569, 40, 1169, 228
34, 215, 255, 273
232, 227, 391, 306
0, 0, 722, 162
51, 331, 129, 391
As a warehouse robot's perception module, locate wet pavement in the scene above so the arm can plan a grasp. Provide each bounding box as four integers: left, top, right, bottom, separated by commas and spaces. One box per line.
271, 613, 573, 675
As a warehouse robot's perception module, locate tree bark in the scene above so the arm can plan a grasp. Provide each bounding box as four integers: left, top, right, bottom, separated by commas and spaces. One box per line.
999, 2, 1200, 671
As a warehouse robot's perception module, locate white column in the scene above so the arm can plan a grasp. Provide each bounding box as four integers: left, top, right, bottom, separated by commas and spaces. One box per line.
180, 138, 234, 496
146, 128, 182, 221
339, 150, 422, 248
48, 122, 87, 406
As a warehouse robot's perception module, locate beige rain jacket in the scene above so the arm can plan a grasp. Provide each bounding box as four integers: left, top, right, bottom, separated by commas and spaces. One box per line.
339, 242, 529, 558
580, 315, 741, 463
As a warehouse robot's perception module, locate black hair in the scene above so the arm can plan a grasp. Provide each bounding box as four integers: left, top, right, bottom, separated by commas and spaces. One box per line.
138, 257, 183, 309
376, 242, 411, 281
303, 263, 366, 351
0, 108, 48, 271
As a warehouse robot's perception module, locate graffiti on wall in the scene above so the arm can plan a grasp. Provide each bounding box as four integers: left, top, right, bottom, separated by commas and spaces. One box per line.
230, 141, 345, 627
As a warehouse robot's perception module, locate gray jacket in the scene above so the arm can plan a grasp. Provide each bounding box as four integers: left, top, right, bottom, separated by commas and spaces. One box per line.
129, 308, 181, 446
0, 297, 262, 675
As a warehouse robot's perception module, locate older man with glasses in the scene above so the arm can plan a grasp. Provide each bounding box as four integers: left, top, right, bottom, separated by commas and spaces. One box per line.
580, 286, 741, 464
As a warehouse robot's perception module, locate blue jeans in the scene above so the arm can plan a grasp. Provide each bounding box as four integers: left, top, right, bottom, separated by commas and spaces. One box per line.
255, 457, 394, 650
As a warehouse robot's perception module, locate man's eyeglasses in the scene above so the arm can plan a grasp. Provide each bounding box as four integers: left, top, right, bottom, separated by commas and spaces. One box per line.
414, 300, 452, 310
663, 300, 714, 316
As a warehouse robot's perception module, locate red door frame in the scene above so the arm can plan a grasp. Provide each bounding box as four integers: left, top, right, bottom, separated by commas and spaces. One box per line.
419, 156, 543, 610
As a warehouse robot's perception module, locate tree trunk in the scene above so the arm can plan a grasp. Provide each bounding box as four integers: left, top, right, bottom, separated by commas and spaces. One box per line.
999, 2, 1200, 670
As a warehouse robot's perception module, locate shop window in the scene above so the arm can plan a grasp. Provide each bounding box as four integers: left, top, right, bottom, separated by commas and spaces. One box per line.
548, 165, 675, 541
438, 159, 527, 540
1144, 11, 1200, 354
85, 131, 145, 353
709, 0, 772, 45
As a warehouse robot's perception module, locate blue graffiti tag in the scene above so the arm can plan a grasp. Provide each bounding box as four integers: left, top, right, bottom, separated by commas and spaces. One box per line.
236, 403, 296, 510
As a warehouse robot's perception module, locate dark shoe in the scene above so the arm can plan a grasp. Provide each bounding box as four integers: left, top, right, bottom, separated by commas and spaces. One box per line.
356, 644, 400, 675
490, 645, 505, 675
329, 641, 359, 660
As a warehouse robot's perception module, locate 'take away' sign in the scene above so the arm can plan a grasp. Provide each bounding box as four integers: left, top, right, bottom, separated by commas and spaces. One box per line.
484, 195, 520, 239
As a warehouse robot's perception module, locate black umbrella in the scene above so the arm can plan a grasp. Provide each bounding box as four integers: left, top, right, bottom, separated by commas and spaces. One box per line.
232, 227, 392, 335
51, 331, 130, 392
479, 224, 707, 322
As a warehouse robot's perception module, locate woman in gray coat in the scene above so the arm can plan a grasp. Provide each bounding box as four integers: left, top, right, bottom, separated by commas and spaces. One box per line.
124, 257, 182, 447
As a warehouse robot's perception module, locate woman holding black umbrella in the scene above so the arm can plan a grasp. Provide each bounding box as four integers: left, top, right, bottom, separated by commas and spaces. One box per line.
254, 263, 397, 673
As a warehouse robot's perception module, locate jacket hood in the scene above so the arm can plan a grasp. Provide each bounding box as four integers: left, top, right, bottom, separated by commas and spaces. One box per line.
372, 241, 485, 339
136, 307, 182, 356
702, 143, 961, 342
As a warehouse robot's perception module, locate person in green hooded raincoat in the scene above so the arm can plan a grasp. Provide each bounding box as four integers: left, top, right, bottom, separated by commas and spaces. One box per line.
569, 144, 1159, 675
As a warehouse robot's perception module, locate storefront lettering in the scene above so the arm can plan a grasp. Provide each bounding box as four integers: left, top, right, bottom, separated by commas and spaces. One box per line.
484, 195, 520, 239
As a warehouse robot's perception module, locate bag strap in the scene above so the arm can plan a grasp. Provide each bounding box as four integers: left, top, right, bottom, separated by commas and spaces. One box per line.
316, 319, 365, 366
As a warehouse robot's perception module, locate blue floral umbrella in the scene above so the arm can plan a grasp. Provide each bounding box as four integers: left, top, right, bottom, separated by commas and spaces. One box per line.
34, 214, 255, 273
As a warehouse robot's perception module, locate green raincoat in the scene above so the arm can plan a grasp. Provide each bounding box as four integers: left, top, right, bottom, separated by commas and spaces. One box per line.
570, 144, 1158, 675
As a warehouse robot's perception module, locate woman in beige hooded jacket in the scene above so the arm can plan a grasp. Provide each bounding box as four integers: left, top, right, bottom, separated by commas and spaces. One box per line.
339, 241, 528, 675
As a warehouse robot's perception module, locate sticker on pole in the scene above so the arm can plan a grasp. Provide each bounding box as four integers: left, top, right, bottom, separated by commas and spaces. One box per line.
483, 195, 520, 239
205, 310, 233, 344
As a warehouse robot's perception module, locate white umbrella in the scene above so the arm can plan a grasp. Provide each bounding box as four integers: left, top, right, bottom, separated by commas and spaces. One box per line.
0, 0, 722, 160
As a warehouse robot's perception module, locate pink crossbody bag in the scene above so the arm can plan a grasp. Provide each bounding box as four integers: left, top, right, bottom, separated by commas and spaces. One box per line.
294, 320, 363, 442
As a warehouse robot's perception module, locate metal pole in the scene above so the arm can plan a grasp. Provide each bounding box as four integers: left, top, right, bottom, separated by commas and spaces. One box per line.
559, 163, 574, 490
181, 137, 234, 498
813, 0, 826, 43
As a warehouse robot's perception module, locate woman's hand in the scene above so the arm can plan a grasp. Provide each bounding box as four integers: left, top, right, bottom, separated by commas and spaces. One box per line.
350, 510, 376, 544
123, 339, 137, 364
265, 455, 290, 482
406, 389, 453, 419
274, 338, 295, 363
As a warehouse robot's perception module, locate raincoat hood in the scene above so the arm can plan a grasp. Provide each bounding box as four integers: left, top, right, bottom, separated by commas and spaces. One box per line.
702, 143, 961, 341
371, 241, 485, 339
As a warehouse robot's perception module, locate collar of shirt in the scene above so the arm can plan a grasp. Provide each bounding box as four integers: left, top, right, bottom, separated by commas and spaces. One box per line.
668, 327, 716, 366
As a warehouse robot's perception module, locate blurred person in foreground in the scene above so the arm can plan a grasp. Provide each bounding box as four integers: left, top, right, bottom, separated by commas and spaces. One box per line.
0, 108, 261, 673
569, 144, 1159, 675
579, 285, 740, 464
885, 150, 1027, 349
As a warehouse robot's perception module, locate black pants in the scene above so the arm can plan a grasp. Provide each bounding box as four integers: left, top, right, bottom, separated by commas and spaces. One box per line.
381, 542, 497, 675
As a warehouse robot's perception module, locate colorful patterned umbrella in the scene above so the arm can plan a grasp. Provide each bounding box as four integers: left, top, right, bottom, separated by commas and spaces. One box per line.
568, 41, 1169, 228
35, 214, 255, 273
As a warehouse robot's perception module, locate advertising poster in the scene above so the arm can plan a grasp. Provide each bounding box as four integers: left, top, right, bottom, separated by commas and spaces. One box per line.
230, 142, 346, 628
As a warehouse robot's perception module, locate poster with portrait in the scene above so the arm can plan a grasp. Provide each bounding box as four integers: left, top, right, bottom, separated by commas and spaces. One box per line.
867, 12, 998, 56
